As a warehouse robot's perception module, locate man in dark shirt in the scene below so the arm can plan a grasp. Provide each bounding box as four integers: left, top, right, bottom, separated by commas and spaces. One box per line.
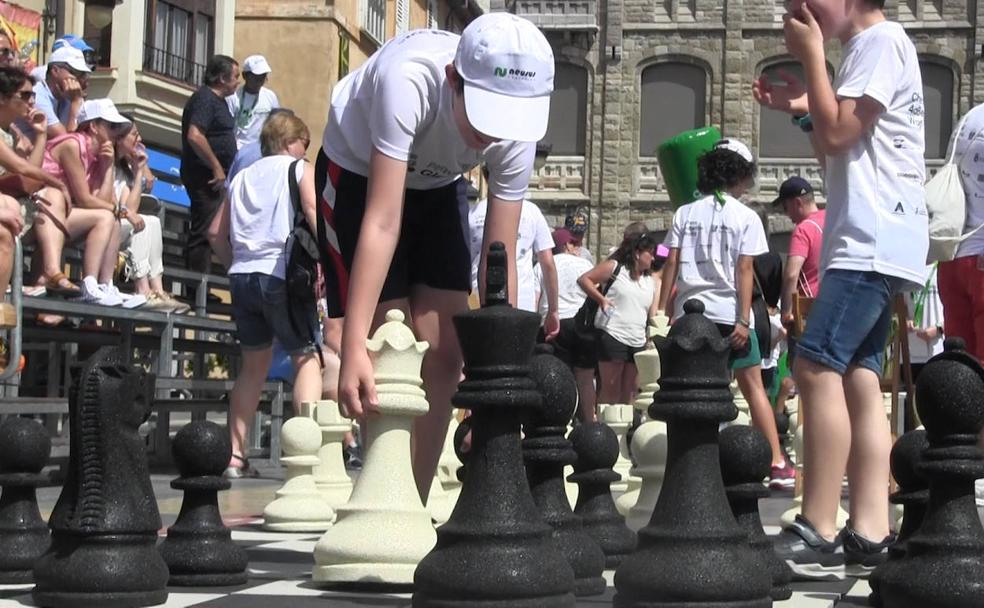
181, 54, 240, 273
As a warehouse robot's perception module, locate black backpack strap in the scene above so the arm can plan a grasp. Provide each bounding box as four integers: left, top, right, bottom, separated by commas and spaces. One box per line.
287, 159, 303, 227
601, 262, 621, 297
284, 159, 324, 368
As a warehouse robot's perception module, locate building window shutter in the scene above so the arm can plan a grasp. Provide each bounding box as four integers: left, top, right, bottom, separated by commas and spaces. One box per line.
427, 0, 439, 29
397, 0, 409, 34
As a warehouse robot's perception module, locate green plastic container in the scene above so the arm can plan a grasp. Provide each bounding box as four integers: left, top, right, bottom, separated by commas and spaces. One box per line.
657, 126, 722, 208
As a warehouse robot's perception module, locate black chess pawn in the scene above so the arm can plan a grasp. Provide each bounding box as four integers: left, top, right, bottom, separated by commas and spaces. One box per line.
524, 349, 606, 596
719, 424, 793, 601
614, 300, 772, 608
413, 242, 575, 608
33, 347, 169, 608
0, 417, 51, 583
868, 429, 929, 607
568, 421, 637, 568
158, 420, 249, 586
453, 415, 472, 484
879, 338, 984, 608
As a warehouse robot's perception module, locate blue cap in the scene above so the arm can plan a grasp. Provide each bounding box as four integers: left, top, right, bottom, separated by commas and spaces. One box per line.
52, 35, 93, 54
773, 176, 813, 206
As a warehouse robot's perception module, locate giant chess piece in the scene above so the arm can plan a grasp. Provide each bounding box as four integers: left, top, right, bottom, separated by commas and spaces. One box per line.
413, 242, 575, 608
158, 420, 248, 586
868, 429, 929, 608
33, 347, 169, 607
614, 300, 772, 608
879, 339, 984, 608
625, 347, 668, 532
311, 400, 355, 509
428, 410, 463, 524
264, 416, 335, 532
0, 417, 51, 583
524, 349, 606, 596
599, 403, 634, 493
314, 310, 436, 585
569, 421, 637, 567
719, 425, 792, 601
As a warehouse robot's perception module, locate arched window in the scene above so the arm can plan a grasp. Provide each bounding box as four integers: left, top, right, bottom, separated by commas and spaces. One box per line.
542, 63, 588, 156
639, 62, 706, 156
921, 61, 954, 159
758, 61, 831, 159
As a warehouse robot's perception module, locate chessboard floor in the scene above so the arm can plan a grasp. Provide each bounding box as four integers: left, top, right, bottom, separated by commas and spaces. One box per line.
0, 474, 872, 607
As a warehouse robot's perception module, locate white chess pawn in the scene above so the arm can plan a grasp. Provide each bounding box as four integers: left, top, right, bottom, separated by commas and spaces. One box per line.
599, 403, 634, 493
307, 400, 355, 510
313, 310, 437, 585
263, 416, 335, 532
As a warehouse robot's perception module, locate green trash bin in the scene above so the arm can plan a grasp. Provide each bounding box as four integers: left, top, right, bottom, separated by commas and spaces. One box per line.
657, 126, 722, 208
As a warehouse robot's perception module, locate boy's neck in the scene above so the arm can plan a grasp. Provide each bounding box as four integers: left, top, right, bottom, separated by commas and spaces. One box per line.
840, 5, 886, 44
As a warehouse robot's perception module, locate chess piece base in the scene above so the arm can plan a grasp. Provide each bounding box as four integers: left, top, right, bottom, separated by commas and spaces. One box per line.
158, 529, 249, 587
0, 526, 49, 583
313, 563, 417, 585
32, 589, 169, 608
168, 571, 249, 587
263, 519, 334, 532
613, 597, 770, 608
412, 592, 576, 608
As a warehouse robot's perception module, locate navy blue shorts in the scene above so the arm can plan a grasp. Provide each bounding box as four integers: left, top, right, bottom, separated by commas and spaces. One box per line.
230, 273, 319, 356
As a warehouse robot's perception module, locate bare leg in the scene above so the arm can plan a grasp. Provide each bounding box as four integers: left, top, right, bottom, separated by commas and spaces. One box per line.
619, 359, 639, 405
0, 196, 16, 296
843, 364, 892, 540
32, 188, 68, 281
795, 357, 851, 541
574, 367, 597, 423
97, 220, 121, 284
408, 286, 468, 502
291, 351, 323, 415
597, 360, 625, 405
736, 364, 785, 466
228, 347, 274, 466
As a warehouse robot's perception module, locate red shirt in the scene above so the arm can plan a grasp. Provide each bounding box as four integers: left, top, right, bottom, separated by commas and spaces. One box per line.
788, 209, 825, 298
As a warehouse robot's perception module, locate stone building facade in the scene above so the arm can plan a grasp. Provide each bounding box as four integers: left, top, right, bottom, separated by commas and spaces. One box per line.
506, 0, 980, 256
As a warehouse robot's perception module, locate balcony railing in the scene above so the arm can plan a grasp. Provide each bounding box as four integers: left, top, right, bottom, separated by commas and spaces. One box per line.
513, 0, 598, 31
143, 44, 206, 88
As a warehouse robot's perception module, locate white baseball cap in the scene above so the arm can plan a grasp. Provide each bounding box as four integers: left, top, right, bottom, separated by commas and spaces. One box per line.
453, 13, 554, 143
715, 138, 754, 164
77, 98, 131, 126
47, 46, 91, 73
243, 55, 272, 75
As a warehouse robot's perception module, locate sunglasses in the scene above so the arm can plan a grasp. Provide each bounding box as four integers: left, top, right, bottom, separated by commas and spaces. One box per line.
0, 48, 15, 60
16, 90, 34, 102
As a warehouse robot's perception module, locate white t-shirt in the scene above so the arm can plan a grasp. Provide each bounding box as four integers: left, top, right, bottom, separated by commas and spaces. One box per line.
593, 265, 657, 348
227, 86, 280, 150
534, 252, 594, 320
227, 154, 304, 279
951, 103, 984, 258
666, 194, 769, 327
468, 198, 553, 312
322, 29, 535, 199
822, 21, 928, 290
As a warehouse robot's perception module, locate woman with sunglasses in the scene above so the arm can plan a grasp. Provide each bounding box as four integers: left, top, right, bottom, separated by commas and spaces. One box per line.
38, 98, 137, 307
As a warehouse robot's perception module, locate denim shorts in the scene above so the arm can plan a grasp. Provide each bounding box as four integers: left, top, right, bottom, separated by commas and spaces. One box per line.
230, 273, 319, 356
796, 269, 905, 375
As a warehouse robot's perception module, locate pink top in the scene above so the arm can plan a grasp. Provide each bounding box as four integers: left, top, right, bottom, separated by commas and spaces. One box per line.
788, 209, 826, 298
43, 132, 104, 194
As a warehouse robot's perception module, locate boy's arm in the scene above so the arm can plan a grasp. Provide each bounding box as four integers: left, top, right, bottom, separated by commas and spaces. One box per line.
536, 248, 560, 340
339, 148, 408, 418
479, 195, 521, 307
781, 255, 805, 325
733, 254, 755, 347
657, 247, 679, 313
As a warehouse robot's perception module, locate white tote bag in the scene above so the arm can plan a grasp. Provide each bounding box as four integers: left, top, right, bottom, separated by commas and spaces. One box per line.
926, 113, 984, 263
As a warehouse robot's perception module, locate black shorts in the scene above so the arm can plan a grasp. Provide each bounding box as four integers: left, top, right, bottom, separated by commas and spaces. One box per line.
596, 330, 645, 363
319, 155, 471, 318
544, 317, 597, 370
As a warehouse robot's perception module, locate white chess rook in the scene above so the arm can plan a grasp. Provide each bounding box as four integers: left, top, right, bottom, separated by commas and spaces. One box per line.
263, 417, 336, 532
309, 400, 355, 509
313, 310, 437, 585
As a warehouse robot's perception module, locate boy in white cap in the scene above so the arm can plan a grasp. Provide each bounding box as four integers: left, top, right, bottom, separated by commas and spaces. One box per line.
318, 13, 554, 499
226, 54, 280, 150
30, 45, 90, 139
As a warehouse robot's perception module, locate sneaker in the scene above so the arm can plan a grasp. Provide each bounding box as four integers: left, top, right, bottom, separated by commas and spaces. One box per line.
157, 291, 191, 314
344, 443, 363, 470
101, 285, 146, 309
842, 520, 895, 578
141, 292, 175, 312
773, 514, 845, 581
76, 277, 122, 306
769, 459, 797, 490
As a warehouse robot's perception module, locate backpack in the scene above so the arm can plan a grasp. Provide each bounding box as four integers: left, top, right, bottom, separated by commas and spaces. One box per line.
926, 113, 984, 263
284, 159, 328, 354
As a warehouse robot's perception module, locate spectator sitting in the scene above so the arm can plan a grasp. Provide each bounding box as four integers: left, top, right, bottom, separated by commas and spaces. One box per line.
25, 45, 89, 140
114, 120, 189, 313
0, 68, 70, 300
30, 35, 96, 83
40, 98, 137, 307
219, 111, 322, 478
226, 54, 280, 150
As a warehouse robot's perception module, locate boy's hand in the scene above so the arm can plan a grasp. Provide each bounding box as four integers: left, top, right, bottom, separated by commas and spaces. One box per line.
338, 346, 379, 419
752, 70, 809, 116
730, 324, 750, 350
783, 4, 824, 64
543, 310, 560, 341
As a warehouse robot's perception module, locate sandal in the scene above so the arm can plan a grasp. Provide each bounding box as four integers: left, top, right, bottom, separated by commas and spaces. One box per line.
223, 453, 260, 479
39, 272, 80, 298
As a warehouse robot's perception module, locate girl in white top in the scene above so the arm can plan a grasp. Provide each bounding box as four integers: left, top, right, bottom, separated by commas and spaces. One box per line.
578, 231, 661, 407
660, 139, 789, 479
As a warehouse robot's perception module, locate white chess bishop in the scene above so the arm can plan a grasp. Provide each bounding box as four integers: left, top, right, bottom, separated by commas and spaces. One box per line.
263, 415, 336, 532
312, 310, 437, 584
309, 400, 355, 509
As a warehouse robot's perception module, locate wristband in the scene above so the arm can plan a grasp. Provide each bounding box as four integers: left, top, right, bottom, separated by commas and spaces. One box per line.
737, 318, 751, 328
791, 113, 813, 133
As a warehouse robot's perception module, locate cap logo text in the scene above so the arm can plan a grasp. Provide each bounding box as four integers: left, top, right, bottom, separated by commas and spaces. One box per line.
494, 67, 536, 79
